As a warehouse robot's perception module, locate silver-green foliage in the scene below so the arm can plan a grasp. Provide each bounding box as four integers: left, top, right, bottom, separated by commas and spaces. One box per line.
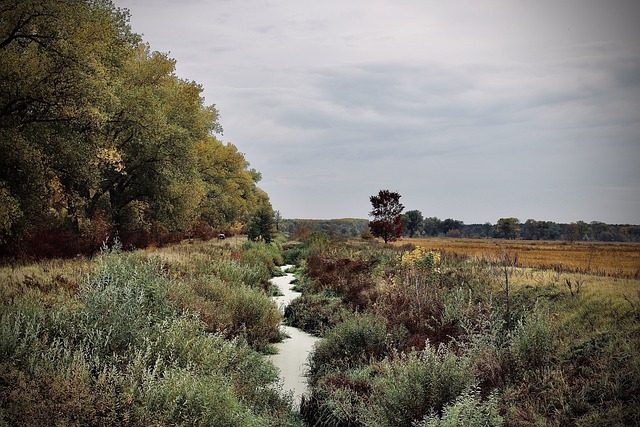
414, 386, 503, 427
0, 252, 289, 426
362, 344, 475, 427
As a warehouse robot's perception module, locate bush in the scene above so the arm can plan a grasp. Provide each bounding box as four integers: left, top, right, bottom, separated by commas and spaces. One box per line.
362, 344, 475, 427
305, 253, 378, 308
415, 386, 503, 427
510, 302, 556, 370
308, 314, 389, 384
0, 249, 295, 426
284, 293, 349, 336
143, 368, 261, 426
212, 258, 271, 290
169, 274, 281, 350
301, 366, 374, 427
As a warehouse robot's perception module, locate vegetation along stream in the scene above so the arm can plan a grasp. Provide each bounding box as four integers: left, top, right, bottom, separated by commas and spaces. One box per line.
268, 265, 319, 409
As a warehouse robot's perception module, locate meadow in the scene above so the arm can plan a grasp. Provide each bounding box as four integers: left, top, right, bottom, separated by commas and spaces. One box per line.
399, 238, 640, 278
2, 234, 639, 426
286, 236, 640, 426
0, 237, 304, 426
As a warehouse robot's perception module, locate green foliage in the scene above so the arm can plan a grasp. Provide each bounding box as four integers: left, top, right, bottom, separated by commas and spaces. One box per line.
248, 204, 277, 243
308, 314, 390, 385
143, 368, 260, 426
496, 217, 521, 239
0, 242, 294, 425
415, 387, 503, 427
363, 345, 475, 427
510, 302, 556, 370
403, 209, 424, 238
297, 239, 640, 427
0, 0, 271, 257
284, 293, 349, 336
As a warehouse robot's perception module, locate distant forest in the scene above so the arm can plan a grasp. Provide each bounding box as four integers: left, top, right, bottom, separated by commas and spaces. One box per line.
283, 216, 640, 242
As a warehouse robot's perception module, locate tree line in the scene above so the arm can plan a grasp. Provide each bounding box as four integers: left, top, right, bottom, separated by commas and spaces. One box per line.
1, 0, 274, 258
402, 211, 640, 242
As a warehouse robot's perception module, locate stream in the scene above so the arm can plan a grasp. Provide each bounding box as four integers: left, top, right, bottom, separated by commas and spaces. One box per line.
268, 265, 319, 409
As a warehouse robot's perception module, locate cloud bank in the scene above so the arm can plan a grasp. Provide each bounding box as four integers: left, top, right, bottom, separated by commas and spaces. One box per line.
117, 0, 640, 223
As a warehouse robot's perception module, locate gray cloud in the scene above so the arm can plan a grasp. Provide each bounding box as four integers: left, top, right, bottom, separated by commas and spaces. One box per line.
117, 0, 640, 223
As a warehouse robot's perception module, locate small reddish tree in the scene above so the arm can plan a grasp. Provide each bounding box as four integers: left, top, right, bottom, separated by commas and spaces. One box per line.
368, 190, 404, 243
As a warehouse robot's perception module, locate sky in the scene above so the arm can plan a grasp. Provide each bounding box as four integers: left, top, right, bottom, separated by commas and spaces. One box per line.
114, 0, 640, 224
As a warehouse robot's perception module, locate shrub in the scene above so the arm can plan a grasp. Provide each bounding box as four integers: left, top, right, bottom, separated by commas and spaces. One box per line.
510, 302, 556, 370
0, 248, 295, 426
169, 275, 281, 350
362, 344, 475, 427
212, 258, 270, 290
301, 366, 374, 427
308, 314, 389, 385
226, 284, 282, 349
284, 293, 349, 336
305, 253, 378, 308
143, 368, 261, 426
415, 386, 503, 427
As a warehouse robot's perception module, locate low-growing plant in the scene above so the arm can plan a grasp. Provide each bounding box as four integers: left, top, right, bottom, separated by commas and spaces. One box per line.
305, 252, 379, 308
143, 367, 261, 426
284, 292, 349, 336
415, 386, 503, 427
361, 344, 475, 427
0, 241, 296, 426
308, 314, 390, 385
509, 301, 556, 371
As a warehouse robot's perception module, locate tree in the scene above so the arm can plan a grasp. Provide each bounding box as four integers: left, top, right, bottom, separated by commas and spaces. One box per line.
422, 217, 441, 236
496, 217, 520, 239
247, 202, 275, 243
368, 190, 404, 243
403, 210, 423, 238
0, 0, 272, 256
441, 218, 464, 235
273, 210, 282, 232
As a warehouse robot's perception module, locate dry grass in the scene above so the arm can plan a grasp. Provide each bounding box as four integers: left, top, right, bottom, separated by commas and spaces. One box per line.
400, 238, 640, 279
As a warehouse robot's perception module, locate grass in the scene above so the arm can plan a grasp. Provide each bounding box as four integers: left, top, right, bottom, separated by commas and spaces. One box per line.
293, 237, 640, 427
0, 236, 298, 426
401, 237, 640, 278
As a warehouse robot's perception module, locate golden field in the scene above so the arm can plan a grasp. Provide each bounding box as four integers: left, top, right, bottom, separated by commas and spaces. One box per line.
398, 238, 640, 278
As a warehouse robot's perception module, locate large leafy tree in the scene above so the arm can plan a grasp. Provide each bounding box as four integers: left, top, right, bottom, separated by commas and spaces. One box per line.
0, 0, 139, 241
403, 209, 423, 238
496, 217, 521, 239
247, 198, 276, 244
0, 0, 272, 255
368, 190, 404, 243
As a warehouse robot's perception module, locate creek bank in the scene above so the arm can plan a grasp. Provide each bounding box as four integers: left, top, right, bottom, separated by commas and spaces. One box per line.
268, 265, 319, 409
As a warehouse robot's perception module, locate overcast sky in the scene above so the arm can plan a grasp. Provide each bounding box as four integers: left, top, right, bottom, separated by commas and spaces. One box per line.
115, 0, 640, 224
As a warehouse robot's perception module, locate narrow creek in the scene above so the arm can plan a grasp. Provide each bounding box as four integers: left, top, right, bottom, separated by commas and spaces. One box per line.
268, 265, 319, 409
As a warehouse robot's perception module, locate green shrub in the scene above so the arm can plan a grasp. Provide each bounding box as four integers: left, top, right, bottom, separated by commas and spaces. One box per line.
143, 368, 261, 426
242, 241, 284, 269
510, 302, 556, 370
212, 258, 269, 290
0, 249, 295, 426
301, 366, 373, 427
415, 386, 503, 427
363, 344, 475, 427
226, 284, 281, 349
308, 314, 389, 384
169, 276, 281, 350
284, 293, 349, 336
282, 244, 310, 265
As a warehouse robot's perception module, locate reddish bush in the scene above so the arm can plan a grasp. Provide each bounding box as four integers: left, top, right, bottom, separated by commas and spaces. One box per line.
305, 254, 378, 308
